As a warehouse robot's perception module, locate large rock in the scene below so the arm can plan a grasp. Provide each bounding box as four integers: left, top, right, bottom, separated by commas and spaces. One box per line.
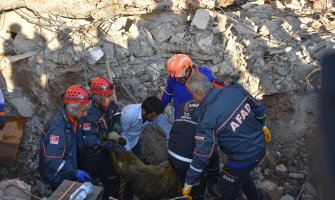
191, 9, 211, 30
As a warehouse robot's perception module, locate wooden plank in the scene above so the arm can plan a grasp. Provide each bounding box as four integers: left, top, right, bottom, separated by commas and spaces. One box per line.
49, 180, 103, 200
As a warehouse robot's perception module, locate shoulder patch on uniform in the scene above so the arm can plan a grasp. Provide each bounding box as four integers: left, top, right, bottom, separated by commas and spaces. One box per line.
50, 135, 59, 145
83, 122, 91, 131
195, 135, 205, 141
184, 100, 199, 112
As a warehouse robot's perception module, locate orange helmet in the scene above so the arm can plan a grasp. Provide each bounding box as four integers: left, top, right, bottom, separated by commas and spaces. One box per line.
63, 85, 91, 105
90, 77, 114, 95
167, 54, 192, 78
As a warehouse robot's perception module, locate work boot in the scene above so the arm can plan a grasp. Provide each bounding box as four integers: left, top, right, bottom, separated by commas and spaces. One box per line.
207, 183, 222, 200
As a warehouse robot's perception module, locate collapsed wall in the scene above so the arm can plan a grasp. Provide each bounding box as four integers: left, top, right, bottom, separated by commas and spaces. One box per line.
0, 0, 332, 198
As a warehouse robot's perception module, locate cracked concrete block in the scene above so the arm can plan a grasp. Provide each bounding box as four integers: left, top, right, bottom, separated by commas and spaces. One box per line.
191, 9, 210, 30
103, 42, 115, 58
151, 23, 174, 43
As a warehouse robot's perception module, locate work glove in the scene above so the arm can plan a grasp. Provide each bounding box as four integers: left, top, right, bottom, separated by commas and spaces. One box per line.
76, 170, 91, 183
263, 126, 272, 143
182, 183, 193, 200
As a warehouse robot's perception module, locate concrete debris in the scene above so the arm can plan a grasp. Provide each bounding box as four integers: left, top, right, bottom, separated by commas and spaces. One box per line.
151, 23, 174, 43
259, 180, 282, 200
289, 172, 305, 179
87, 46, 104, 65
0, 179, 31, 199
191, 9, 211, 30
0, 0, 325, 196
275, 164, 288, 174
11, 97, 34, 117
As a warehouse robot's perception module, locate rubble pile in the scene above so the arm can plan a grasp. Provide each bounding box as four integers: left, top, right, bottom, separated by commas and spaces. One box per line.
0, 0, 331, 198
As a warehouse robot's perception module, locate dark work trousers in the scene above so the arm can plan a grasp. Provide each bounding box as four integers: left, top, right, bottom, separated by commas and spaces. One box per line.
168, 156, 207, 200
216, 161, 261, 200
168, 149, 220, 200
123, 141, 141, 200
82, 149, 121, 200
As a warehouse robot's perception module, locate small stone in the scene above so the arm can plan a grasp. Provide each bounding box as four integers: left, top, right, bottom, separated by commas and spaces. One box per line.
276, 164, 288, 173
259, 180, 282, 200
191, 9, 210, 30
289, 172, 305, 179
281, 194, 295, 200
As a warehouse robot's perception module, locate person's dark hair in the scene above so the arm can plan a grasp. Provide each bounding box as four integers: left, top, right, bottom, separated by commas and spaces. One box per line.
142, 96, 163, 115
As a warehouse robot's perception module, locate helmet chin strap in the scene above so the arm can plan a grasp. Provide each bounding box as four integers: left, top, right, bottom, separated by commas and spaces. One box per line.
183, 67, 193, 84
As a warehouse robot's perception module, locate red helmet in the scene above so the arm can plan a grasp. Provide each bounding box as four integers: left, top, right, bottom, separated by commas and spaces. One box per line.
90, 77, 114, 95
167, 54, 192, 78
63, 85, 91, 105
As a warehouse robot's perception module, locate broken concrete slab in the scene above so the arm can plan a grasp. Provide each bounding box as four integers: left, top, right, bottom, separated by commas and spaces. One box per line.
87, 46, 104, 65
11, 97, 34, 117
191, 9, 211, 30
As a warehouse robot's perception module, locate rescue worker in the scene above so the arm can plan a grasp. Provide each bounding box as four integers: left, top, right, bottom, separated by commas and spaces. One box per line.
0, 89, 6, 129
161, 54, 227, 119
39, 85, 92, 189
120, 96, 171, 200
168, 99, 221, 200
78, 77, 122, 199
182, 74, 267, 200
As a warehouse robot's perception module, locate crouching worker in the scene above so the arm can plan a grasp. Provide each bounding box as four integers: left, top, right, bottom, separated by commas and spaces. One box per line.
78, 77, 122, 199
182, 74, 266, 200
168, 100, 220, 200
39, 85, 92, 190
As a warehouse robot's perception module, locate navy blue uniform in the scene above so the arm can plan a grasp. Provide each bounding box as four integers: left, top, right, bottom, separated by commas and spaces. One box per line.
78, 102, 121, 199
39, 107, 80, 187
168, 100, 220, 199
161, 66, 216, 119
185, 83, 266, 200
